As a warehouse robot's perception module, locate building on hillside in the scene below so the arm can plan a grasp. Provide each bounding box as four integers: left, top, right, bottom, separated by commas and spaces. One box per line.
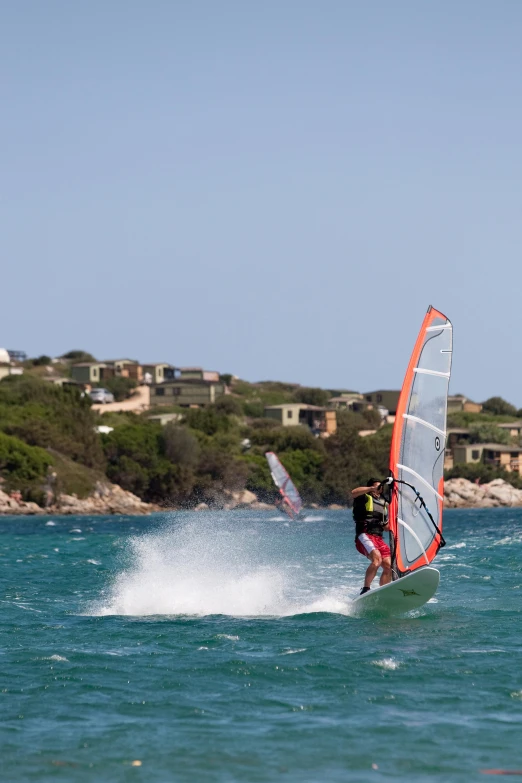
0, 347, 24, 380
71, 362, 109, 384
142, 364, 179, 385
43, 376, 81, 388
452, 442, 522, 476
0, 347, 11, 381
179, 367, 220, 382
497, 421, 522, 440
7, 350, 27, 363
147, 412, 183, 426
264, 403, 337, 436
328, 393, 372, 412
102, 359, 142, 381
150, 378, 226, 408
362, 390, 400, 416
446, 428, 472, 448
72, 359, 147, 385
447, 395, 483, 414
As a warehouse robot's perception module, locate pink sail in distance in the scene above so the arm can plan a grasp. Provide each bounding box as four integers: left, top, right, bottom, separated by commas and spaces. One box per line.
265, 452, 303, 519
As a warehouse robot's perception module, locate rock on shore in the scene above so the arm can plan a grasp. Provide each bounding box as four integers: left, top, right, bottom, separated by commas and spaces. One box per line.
5, 476, 519, 516
444, 478, 522, 508
0, 490, 43, 515
0, 482, 157, 516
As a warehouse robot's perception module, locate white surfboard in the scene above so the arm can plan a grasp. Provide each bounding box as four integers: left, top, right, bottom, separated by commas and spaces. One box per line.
351, 566, 440, 617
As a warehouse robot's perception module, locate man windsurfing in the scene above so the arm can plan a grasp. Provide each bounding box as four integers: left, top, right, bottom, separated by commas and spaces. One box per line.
351, 479, 392, 595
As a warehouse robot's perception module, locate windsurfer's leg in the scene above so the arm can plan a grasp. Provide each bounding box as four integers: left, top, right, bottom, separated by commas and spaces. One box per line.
364, 549, 382, 588
379, 556, 392, 585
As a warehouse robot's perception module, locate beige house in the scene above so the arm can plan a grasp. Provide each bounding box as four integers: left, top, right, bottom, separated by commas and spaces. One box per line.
453, 442, 522, 476
142, 364, 179, 385
179, 367, 220, 382
70, 362, 108, 384
150, 378, 226, 407
264, 403, 337, 436
103, 359, 142, 381
72, 359, 145, 385
447, 395, 483, 414
328, 394, 372, 413
362, 390, 400, 415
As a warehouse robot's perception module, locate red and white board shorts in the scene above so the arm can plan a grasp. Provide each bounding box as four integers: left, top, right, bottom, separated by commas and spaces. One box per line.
356, 533, 391, 559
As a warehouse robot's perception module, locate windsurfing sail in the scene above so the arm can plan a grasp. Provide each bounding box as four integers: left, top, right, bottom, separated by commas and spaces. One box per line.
388, 306, 453, 578
265, 452, 303, 519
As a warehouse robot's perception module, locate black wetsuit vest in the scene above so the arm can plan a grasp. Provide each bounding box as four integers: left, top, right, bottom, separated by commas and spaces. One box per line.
353, 494, 388, 538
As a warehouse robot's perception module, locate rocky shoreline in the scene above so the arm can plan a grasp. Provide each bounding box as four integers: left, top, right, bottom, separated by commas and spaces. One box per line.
443, 477, 522, 508
2, 477, 522, 516
0, 482, 157, 516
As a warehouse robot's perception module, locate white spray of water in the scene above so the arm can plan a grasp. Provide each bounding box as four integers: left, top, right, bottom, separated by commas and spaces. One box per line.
373, 658, 401, 670
90, 516, 355, 618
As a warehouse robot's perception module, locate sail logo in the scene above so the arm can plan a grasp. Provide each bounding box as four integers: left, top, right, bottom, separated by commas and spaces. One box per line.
399, 589, 420, 597
435, 437, 441, 451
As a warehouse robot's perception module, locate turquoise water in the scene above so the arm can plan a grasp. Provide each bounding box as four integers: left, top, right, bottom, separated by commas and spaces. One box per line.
2, 508, 522, 782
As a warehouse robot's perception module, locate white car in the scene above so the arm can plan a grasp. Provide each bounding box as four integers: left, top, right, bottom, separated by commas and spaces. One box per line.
88, 388, 115, 404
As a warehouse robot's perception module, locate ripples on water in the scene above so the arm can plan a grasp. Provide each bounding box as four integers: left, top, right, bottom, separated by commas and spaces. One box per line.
2, 508, 522, 782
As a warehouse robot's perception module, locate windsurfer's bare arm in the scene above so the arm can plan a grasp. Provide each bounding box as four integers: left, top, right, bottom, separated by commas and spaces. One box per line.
351, 486, 378, 499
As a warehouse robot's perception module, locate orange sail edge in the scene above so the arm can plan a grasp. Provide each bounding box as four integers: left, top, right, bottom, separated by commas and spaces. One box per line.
388, 306, 452, 577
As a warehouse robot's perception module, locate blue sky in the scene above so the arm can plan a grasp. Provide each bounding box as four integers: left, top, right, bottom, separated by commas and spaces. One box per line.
2, 1, 521, 404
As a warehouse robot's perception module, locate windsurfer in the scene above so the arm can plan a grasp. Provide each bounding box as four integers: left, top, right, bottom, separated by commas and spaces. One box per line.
351, 479, 392, 595
276, 495, 293, 518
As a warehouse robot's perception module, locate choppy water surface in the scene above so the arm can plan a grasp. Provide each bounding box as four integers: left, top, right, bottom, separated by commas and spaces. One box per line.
2, 508, 522, 782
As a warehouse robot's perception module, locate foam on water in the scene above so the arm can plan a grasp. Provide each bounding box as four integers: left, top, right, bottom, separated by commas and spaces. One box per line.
91, 516, 355, 618
373, 658, 400, 670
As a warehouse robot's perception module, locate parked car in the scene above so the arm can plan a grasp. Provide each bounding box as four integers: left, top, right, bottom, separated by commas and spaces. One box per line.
88, 388, 115, 404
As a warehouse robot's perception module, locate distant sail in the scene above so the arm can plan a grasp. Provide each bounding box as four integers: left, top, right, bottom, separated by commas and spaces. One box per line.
265, 452, 303, 519
389, 306, 453, 577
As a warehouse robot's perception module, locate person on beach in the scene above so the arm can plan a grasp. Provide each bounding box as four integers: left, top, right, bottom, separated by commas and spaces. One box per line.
351, 478, 392, 595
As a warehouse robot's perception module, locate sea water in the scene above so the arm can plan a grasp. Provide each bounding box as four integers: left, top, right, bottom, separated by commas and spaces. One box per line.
1, 508, 522, 782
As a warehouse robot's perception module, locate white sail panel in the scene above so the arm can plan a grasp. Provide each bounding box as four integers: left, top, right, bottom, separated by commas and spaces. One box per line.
391, 309, 453, 574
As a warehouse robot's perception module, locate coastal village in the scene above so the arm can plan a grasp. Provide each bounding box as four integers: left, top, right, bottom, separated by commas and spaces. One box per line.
1, 347, 522, 515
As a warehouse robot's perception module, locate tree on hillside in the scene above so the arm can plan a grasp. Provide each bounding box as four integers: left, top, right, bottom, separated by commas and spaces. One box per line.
482, 396, 517, 417
214, 396, 243, 416
0, 432, 52, 491
362, 408, 383, 429
61, 350, 96, 363
293, 387, 330, 407
31, 355, 52, 366
103, 377, 137, 401
184, 407, 232, 436
322, 419, 391, 505
163, 425, 200, 467
0, 376, 104, 469
102, 420, 195, 503
247, 423, 323, 453
468, 424, 510, 445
